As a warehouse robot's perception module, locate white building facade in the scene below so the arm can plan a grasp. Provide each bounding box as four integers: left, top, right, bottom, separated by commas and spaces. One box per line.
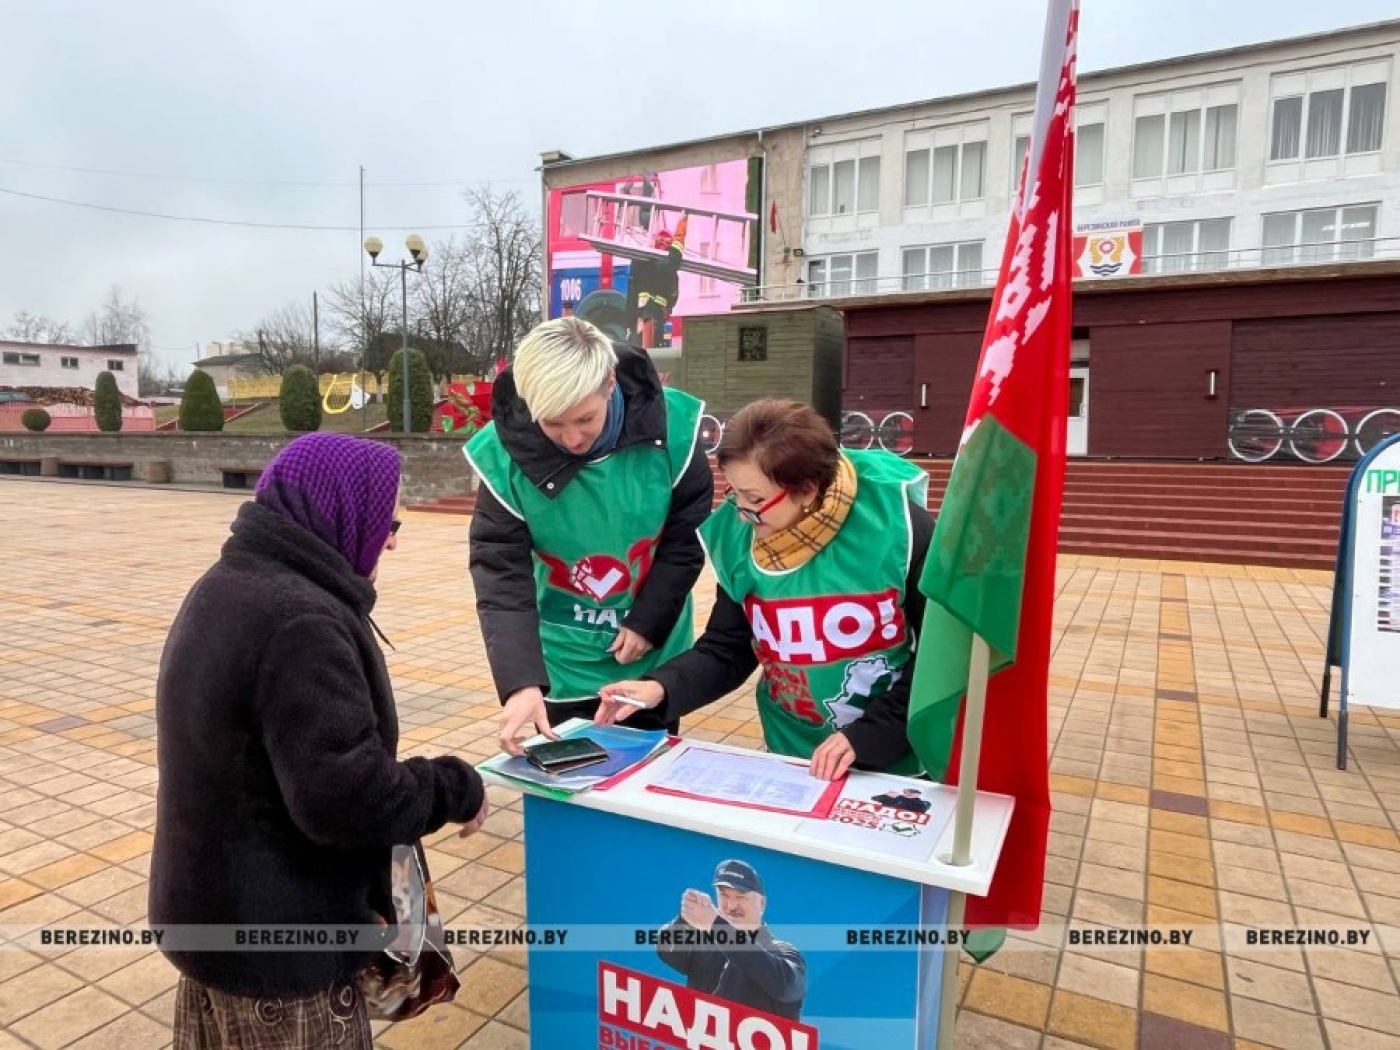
793, 20, 1400, 298
0, 341, 140, 399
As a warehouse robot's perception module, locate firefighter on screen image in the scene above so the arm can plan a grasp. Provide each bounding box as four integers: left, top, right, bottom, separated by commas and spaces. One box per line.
597, 398, 934, 779
657, 860, 807, 1020
625, 214, 688, 350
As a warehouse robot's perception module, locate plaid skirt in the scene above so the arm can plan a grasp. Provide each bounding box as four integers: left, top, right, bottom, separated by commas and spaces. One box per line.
173, 975, 372, 1050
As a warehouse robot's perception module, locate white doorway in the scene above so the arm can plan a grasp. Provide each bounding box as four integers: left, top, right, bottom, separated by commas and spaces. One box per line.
1068, 367, 1089, 456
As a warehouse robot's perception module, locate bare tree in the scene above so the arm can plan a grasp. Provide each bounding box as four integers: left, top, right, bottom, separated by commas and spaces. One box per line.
415, 236, 483, 382
462, 188, 542, 366
4, 311, 73, 344
81, 285, 153, 347
324, 268, 402, 380
79, 286, 167, 395
238, 301, 317, 375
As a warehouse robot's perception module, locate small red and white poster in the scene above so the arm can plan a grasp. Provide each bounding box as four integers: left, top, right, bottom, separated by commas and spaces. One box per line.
1072, 219, 1142, 279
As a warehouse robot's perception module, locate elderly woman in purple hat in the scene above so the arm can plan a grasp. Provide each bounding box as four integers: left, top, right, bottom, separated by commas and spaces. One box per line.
150, 434, 487, 1049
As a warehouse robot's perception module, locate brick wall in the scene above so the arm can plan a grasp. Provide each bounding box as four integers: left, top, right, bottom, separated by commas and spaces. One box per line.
0, 433, 474, 503
679, 308, 843, 431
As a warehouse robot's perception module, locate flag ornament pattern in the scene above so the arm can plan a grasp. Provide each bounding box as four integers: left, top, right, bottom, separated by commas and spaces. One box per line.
909, 0, 1078, 955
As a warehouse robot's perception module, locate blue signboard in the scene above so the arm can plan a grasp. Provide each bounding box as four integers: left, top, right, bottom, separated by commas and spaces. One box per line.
522, 795, 949, 1050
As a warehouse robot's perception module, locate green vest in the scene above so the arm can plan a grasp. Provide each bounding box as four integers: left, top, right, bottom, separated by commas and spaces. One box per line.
699, 450, 928, 774
465, 387, 703, 700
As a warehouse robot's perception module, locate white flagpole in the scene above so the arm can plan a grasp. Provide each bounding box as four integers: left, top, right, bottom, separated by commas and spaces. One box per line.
935, 635, 991, 1050
934, 1, 1074, 1045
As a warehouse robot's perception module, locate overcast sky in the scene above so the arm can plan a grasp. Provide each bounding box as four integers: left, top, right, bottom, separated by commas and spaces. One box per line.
2, 0, 1395, 368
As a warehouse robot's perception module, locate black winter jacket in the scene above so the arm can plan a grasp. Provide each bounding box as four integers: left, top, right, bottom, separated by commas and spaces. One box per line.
468, 344, 714, 701
657, 916, 807, 1020
149, 501, 485, 997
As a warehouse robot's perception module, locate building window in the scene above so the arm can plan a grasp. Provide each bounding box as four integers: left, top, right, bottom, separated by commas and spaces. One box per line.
806, 252, 879, 297
106, 359, 126, 371
1075, 122, 1105, 186
558, 191, 588, 239
1133, 99, 1238, 178
1261, 204, 1378, 266
902, 242, 985, 291
1015, 119, 1105, 188
737, 327, 768, 362
905, 141, 985, 205
807, 149, 881, 217
1269, 71, 1386, 161
1142, 219, 1232, 274
60, 356, 79, 369
905, 123, 987, 207
2, 351, 41, 366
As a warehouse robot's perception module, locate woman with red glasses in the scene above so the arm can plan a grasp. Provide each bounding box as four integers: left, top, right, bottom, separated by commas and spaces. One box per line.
597, 399, 934, 780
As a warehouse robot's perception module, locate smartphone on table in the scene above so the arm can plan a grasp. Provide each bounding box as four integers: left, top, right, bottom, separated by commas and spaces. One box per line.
523, 736, 609, 775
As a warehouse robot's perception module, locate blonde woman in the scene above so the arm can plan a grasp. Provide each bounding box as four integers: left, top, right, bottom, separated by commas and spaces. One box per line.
465, 318, 713, 754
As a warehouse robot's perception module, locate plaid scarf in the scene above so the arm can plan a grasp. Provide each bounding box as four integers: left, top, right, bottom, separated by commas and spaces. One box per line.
752, 454, 857, 573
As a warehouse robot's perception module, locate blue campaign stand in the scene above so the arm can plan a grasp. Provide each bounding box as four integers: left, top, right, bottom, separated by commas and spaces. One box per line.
485, 734, 1013, 1050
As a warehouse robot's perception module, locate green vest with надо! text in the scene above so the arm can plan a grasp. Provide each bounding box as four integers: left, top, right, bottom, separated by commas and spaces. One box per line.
698, 449, 928, 774
464, 387, 703, 700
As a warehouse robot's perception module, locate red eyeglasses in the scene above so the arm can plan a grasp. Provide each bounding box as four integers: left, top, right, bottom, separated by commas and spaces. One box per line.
724, 487, 787, 525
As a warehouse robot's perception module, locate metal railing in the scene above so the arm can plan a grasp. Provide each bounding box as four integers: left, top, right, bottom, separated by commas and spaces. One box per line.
742, 236, 1400, 304
1228, 405, 1400, 464
699, 409, 915, 457
0, 404, 156, 433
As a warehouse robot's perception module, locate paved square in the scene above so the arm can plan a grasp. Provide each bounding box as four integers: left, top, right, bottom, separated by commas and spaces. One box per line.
1, 480, 1397, 1049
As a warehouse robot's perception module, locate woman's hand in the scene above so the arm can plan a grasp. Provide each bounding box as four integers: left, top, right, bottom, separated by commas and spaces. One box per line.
457, 795, 490, 838
499, 687, 557, 756
609, 627, 655, 665
595, 680, 666, 726
809, 732, 856, 781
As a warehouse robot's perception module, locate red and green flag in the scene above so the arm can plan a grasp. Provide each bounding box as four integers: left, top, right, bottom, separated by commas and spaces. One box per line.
909, 0, 1079, 960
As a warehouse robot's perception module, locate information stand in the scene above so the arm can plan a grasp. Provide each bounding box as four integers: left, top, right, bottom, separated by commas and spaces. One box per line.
1320, 433, 1400, 769
484, 734, 1012, 1049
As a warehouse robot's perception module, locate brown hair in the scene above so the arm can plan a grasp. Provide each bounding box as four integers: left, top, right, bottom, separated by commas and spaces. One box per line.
716, 399, 840, 501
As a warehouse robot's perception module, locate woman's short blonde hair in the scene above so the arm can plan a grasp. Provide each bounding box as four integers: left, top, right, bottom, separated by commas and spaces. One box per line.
513, 317, 617, 422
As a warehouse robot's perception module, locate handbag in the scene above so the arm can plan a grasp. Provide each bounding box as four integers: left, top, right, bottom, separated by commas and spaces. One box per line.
357, 842, 461, 1021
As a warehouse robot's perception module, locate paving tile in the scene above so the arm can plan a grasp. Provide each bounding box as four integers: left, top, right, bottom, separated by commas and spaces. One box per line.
963, 969, 1052, 1029
1225, 956, 1312, 1008
95, 952, 180, 1006
0, 963, 84, 1025
1046, 989, 1137, 1050
1322, 1019, 1400, 1049
65, 1008, 172, 1049
1311, 977, 1400, 1035
1054, 953, 1139, 1008
8, 984, 130, 1049
377, 1004, 489, 1049
1231, 998, 1325, 1049
1143, 972, 1231, 1032
1137, 1011, 1232, 1050
1145, 947, 1225, 991
460, 1019, 529, 1049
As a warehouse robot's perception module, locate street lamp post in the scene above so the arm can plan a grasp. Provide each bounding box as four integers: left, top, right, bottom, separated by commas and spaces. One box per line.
364, 233, 429, 433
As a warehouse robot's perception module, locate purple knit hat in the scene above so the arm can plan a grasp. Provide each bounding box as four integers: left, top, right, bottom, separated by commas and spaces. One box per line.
254, 434, 401, 577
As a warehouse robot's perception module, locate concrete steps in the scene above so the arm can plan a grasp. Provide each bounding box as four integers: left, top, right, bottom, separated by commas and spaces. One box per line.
413, 457, 1349, 570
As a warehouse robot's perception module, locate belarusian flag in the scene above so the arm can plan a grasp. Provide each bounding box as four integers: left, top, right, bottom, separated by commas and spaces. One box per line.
909, 0, 1078, 959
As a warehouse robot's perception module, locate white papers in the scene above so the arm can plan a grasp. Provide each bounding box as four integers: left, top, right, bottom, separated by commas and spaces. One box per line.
647, 747, 832, 814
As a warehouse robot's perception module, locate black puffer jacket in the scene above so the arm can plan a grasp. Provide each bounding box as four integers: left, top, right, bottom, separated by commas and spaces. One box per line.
149, 501, 484, 997
468, 344, 714, 701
